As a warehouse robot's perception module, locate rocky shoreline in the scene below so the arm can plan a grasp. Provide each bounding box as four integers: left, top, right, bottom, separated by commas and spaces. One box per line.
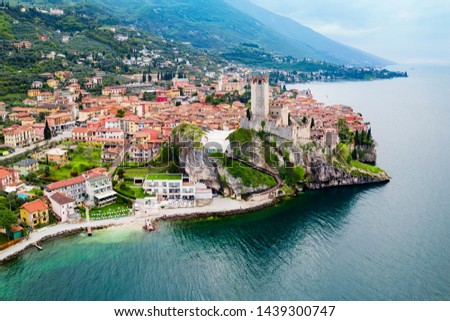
0, 198, 276, 265
1, 169, 389, 265
157, 199, 278, 222
0, 224, 119, 265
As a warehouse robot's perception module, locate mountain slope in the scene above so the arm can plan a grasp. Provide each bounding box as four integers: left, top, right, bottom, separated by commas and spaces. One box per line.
226, 0, 391, 66
91, 0, 390, 66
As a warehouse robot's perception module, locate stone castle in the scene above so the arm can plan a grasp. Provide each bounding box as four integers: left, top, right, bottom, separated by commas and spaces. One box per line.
240, 75, 311, 144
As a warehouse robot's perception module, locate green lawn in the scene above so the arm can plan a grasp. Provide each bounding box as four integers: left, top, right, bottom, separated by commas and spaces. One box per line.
350, 160, 384, 174
129, 186, 147, 199
227, 128, 254, 144
225, 160, 276, 188
45, 147, 102, 180
146, 174, 182, 180
122, 162, 147, 167
123, 168, 150, 178
89, 204, 131, 220
115, 181, 147, 199
122, 162, 178, 179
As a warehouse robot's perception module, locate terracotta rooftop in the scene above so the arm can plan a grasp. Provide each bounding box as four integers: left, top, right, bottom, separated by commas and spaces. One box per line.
72, 127, 89, 133
0, 168, 17, 178
20, 199, 48, 213
46, 176, 85, 191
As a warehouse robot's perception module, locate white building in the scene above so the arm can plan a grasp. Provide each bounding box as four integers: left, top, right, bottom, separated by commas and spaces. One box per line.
49, 192, 75, 222
141, 174, 213, 206
96, 127, 125, 140
85, 175, 117, 207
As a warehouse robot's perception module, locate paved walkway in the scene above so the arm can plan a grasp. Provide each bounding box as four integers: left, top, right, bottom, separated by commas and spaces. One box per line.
0, 217, 136, 263
0, 197, 272, 263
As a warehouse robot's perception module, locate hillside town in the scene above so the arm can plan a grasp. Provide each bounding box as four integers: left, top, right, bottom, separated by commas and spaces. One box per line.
0, 4, 375, 252
0, 65, 370, 245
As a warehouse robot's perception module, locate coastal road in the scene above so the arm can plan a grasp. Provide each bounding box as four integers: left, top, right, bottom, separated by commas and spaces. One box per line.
0, 130, 72, 161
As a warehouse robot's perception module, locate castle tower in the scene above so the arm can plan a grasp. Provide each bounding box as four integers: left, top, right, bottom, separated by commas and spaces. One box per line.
251, 75, 269, 120
218, 74, 223, 91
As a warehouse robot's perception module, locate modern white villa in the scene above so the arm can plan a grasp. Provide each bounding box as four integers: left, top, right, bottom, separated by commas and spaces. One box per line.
140, 174, 212, 206
85, 175, 117, 207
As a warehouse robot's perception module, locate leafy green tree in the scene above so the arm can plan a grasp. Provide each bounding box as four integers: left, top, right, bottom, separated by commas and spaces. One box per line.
116, 109, 125, 118
337, 119, 353, 143
205, 94, 214, 104
117, 168, 124, 179
6, 192, 23, 212
143, 92, 156, 101
44, 120, 52, 140
37, 112, 49, 122
26, 172, 38, 183
0, 206, 17, 232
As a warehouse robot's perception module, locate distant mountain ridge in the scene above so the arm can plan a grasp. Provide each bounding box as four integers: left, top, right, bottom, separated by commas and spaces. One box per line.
225, 0, 392, 66
88, 0, 391, 67
10, 0, 391, 66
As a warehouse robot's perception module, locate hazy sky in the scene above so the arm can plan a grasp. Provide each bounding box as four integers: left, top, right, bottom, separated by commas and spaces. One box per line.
251, 0, 450, 64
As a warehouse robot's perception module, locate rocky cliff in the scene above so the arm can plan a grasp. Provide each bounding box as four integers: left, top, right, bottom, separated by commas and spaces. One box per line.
304, 151, 390, 190
179, 125, 389, 197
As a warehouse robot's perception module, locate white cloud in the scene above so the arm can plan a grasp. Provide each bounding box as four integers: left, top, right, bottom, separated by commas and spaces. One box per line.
250, 0, 450, 63
302, 22, 381, 38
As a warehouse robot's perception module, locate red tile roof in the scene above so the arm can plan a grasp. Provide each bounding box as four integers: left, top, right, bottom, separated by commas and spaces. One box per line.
46, 176, 85, 191
20, 199, 48, 213
72, 127, 89, 133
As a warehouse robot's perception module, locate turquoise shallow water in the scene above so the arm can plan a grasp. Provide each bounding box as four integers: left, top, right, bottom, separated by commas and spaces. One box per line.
1, 65, 449, 301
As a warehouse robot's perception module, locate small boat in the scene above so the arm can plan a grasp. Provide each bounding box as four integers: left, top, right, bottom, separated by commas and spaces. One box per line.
33, 243, 43, 250
143, 220, 155, 232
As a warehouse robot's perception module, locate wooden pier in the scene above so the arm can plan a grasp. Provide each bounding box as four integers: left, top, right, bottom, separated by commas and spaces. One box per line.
33, 243, 43, 250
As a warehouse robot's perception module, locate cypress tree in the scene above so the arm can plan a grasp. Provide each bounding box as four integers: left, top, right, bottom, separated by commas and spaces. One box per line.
310, 117, 315, 128
361, 130, 366, 145
367, 128, 372, 143
355, 130, 360, 146
44, 120, 52, 140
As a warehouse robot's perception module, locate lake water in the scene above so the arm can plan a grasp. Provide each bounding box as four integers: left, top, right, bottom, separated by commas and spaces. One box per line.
1, 65, 449, 301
